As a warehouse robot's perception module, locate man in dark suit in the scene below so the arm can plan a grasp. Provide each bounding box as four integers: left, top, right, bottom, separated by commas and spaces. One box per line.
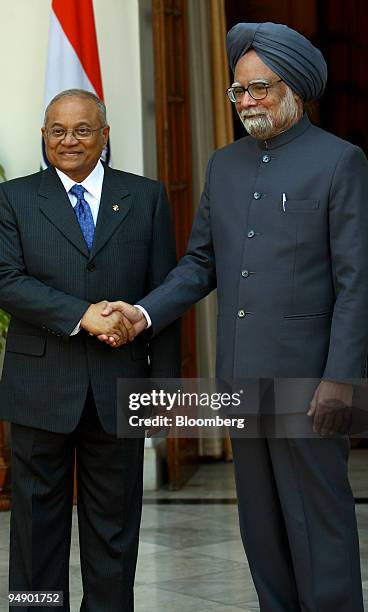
0, 89, 179, 611
98, 23, 368, 612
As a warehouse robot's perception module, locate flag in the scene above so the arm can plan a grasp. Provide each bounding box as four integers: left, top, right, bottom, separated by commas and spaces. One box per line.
42, 0, 110, 168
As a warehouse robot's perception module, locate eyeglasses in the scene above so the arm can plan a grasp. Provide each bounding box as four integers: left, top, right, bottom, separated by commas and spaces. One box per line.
45, 126, 106, 140
226, 79, 282, 103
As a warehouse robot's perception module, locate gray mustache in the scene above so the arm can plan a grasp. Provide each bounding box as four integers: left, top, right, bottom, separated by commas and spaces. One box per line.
240, 111, 268, 118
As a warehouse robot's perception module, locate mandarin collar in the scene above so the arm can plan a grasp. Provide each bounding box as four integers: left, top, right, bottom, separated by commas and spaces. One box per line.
254, 113, 311, 150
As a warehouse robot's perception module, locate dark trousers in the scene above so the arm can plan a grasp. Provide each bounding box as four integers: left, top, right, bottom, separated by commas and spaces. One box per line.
9, 390, 144, 612
231, 436, 363, 612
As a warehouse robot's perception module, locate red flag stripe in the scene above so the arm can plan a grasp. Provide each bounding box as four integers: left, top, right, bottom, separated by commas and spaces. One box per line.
52, 0, 104, 99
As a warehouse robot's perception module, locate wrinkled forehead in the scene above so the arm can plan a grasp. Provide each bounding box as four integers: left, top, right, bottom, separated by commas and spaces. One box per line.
234, 49, 279, 84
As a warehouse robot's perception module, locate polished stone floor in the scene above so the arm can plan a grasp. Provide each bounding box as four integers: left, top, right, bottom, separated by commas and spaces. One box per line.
0, 449, 367, 611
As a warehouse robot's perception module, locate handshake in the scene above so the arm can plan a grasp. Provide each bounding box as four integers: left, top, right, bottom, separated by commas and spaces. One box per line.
80, 300, 147, 347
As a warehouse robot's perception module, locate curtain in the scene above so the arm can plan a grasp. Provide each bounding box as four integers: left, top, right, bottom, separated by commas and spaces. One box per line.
209, 0, 234, 149
187, 0, 233, 459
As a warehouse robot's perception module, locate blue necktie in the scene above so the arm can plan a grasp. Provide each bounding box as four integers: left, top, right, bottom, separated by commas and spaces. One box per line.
69, 184, 95, 251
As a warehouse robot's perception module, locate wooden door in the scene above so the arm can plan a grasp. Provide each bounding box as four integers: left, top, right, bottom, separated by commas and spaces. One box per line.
152, 0, 199, 489
318, 0, 368, 153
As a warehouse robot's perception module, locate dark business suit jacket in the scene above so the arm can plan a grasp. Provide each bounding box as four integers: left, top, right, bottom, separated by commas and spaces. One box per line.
0, 164, 180, 433
139, 114, 368, 382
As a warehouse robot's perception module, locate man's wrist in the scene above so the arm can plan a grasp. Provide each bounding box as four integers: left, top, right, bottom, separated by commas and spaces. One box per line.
79, 303, 95, 332
72, 304, 92, 335
135, 305, 151, 329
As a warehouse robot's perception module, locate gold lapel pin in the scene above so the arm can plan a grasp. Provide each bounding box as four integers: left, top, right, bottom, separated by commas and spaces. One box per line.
112, 204, 120, 212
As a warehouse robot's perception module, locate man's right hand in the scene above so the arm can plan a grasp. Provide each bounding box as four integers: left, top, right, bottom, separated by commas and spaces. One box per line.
97, 301, 148, 347
81, 301, 135, 344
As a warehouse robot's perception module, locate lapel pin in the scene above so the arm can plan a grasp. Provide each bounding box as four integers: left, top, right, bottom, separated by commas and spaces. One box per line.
112, 204, 120, 212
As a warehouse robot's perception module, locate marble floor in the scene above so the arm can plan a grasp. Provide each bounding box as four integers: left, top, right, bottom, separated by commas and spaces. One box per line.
0, 450, 367, 611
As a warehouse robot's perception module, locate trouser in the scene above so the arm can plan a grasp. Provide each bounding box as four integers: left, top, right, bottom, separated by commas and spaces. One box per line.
231, 436, 363, 612
9, 389, 144, 611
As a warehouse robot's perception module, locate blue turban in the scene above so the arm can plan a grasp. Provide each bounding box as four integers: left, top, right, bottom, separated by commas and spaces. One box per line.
226, 22, 327, 102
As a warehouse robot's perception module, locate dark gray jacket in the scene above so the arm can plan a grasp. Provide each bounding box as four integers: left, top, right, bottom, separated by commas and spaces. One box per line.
140, 115, 368, 381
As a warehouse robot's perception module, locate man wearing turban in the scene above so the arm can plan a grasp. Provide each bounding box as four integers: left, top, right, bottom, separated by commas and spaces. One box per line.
98, 22, 367, 612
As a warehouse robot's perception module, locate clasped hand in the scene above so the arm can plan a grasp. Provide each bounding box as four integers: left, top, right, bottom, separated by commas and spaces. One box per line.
80, 300, 146, 346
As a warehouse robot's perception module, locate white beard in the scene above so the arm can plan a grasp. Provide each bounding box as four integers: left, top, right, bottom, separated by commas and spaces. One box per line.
238, 87, 301, 139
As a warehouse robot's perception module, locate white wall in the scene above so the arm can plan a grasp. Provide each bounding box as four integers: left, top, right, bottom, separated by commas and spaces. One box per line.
0, 0, 144, 179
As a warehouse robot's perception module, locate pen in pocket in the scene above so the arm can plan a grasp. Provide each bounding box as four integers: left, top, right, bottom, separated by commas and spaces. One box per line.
282, 193, 287, 212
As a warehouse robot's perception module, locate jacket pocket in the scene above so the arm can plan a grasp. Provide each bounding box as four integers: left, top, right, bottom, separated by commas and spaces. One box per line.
5, 334, 46, 356
281, 199, 320, 212
283, 311, 332, 320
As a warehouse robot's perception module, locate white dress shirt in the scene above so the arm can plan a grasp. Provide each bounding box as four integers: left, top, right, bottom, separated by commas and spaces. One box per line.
56, 161, 104, 335
55, 159, 104, 225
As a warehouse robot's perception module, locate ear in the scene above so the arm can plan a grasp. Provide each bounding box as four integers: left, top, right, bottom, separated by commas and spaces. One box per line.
102, 125, 110, 146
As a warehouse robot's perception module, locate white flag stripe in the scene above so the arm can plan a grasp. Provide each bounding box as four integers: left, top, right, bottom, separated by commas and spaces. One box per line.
44, 12, 95, 109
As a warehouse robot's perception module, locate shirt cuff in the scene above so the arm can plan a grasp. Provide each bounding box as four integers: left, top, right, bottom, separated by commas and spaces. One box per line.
70, 321, 82, 335
135, 305, 152, 329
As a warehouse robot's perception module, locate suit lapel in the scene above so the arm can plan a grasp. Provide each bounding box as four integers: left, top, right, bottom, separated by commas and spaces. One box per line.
38, 165, 132, 260
38, 166, 90, 258
90, 166, 132, 259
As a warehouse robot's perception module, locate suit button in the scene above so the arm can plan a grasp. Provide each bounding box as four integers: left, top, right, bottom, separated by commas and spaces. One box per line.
87, 263, 96, 271
238, 309, 246, 318
253, 192, 262, 200
247, 230, 255, 238
262, 154, 271, 163
241, 270, 249, 278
